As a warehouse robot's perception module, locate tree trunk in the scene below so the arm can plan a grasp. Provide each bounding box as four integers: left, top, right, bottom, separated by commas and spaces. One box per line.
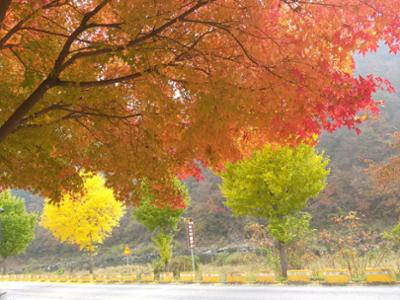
2, 258, 6, 275
0, 77, 54, 143
88, 253, 94, 275
278, 241, 288, 278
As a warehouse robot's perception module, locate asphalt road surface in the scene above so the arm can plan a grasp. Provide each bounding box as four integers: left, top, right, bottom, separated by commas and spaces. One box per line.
1, 282, 400, 300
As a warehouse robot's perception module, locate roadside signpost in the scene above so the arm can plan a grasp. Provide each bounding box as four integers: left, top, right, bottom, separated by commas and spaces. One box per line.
123, 244, 131, 266
185, 218, 196, 274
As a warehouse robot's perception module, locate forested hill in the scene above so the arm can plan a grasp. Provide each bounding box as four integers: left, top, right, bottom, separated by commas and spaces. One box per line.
11, 46, 400, 270
313, 45, 400, 227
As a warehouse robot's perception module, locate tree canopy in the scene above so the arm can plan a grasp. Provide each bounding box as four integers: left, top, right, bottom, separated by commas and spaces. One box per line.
220, 143, 329, 219
0, 1, 398, 207
0, 190, 36, 260
40, 173, 125, 253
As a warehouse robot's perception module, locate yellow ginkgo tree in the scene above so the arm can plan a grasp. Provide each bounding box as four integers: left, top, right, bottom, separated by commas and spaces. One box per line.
40, 173, 125, 274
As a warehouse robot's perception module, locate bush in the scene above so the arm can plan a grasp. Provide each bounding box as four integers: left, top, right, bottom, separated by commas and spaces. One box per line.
55, 267, 65, 275
152, 259, 164, 278
264, 248, 280, 273
169, 256, 199, 276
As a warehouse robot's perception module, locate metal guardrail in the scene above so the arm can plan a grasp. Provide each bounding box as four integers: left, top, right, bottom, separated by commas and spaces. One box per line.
365, 268, 396, 284
0, 268, 398, 285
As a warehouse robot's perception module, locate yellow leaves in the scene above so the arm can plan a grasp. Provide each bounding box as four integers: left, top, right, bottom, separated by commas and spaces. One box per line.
338, 54, 355, 75
40, 173, 125, 253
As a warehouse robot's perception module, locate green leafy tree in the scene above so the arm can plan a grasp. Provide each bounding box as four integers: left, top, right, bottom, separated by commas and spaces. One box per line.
0, 191, 36, 273
220, 143, 329, 277
133, 179, 190, 271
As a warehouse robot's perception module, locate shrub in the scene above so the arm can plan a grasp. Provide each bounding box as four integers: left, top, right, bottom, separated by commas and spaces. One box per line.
152, 259, 164, 278
55, 267, 65, 275
169, 256, 199, 276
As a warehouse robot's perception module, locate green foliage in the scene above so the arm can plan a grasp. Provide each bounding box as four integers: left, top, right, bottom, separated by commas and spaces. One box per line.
220, 143, 329, 220
152, 259, 165, 277
0, 191, 36, 259
152, 231, 173, 269
264, 248, 281, 273
268, 213, 315, 244
264, 213, 317, 270
133, 179, 190, 234
384, 223, 400, 250
133, 179, 190, 270
55, 267, 65, 275
220, 144, 328, 243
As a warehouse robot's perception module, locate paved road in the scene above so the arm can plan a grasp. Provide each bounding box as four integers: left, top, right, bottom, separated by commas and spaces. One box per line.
1, 282, 400, 300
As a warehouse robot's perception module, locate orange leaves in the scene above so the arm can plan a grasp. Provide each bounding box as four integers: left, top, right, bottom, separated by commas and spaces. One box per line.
102, 57, 132, 80
0, 0, 399, 207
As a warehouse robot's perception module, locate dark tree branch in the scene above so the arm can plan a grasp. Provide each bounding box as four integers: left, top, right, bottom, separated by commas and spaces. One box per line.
53, 0, 110, 72
86, 22, 123, 29
73, 118, 106, 146
9, 48, 27, 70
0, 0, 110, 142
20, 26, 92, 44
0, 77, 57, 143
19, 103, 70, 125
0, 0, 67, 49
60, 0, 213, 72
0, 0, 211, 142
0, 0, 12, 27
56, 63, 175, 88
17, 111, 77, 129
0, 15, 31, 49
56, 72, 144, 88
181, 18, 294, 82
59, 107, 142, 120
18, 103, 141, 130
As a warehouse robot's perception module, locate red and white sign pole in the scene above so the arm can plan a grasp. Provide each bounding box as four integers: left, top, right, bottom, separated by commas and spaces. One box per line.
185, 218, 196, 274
